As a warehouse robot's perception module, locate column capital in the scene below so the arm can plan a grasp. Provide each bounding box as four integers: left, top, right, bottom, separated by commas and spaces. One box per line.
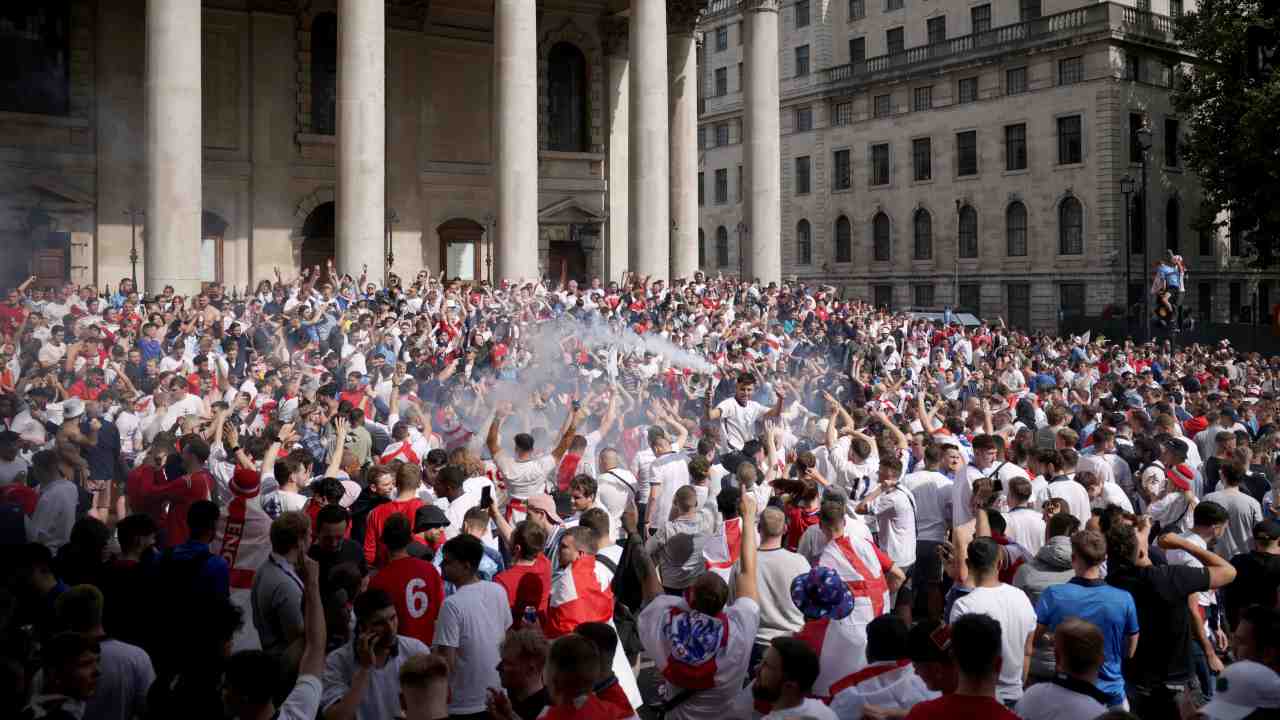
667, 0, 702, 33
600, 16, 628, 56
742, 0, 781, 13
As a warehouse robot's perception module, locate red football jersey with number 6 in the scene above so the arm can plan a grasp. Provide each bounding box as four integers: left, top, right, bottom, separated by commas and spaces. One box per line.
368, 555, 445, 646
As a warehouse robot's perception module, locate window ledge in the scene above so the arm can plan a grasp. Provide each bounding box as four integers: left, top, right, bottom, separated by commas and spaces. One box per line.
0, 111, 88, 128
1002, 168, 1029, 177
911, 178, 935, 186
831, 187, 854, 194
297, 132, 335, 146
540, 150, 606, 161
1054, 162, 1086, 170
955, 174, 981, 181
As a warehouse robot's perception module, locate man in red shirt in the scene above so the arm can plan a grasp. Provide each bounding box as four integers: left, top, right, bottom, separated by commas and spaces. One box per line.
139, 435, 214, 547
364, 463, 424, 567
368, 513, 444, 647
905, 614, 1019, 720
494, 520, 552, 627
0, 284, 30, 338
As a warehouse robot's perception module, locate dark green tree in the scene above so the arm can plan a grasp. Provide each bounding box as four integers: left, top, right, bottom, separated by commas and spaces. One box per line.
1173, 0, 1280, 266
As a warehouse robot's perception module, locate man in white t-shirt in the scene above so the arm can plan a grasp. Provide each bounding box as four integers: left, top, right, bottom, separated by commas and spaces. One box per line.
433, 535, 513, 718
595, 448, 638, 540
855, 456, 916, 618
1004, 477, 1048, 556
948, 537, 1037, 705
953, 434, 1024, 527
706, 372, 782, 452
638, 490, 761, 720
487, 403, 577, 521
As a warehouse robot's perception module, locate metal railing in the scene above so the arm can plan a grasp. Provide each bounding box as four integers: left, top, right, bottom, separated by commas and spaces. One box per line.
703, 0, 740, 21
820, 3, 1176, 85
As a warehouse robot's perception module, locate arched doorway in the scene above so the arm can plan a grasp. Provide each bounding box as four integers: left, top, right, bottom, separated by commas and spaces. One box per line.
301, 201, 335, 283
201, 211, 229, 288
438, 218, 484, 281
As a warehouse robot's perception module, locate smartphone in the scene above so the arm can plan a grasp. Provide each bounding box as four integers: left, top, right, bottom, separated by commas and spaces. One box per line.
480, 485, 493, 510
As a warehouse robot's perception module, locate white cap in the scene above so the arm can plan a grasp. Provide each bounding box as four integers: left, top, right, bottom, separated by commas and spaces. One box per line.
1199, 661, 1280, 720
62, 397, 85, 420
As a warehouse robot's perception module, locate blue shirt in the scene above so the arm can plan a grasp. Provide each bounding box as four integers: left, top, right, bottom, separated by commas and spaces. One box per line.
1157, 263, 1183, 289
1035, 577, 1139, 706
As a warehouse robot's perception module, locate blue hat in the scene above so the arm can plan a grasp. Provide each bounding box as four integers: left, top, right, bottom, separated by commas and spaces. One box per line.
791, 567, 855, 621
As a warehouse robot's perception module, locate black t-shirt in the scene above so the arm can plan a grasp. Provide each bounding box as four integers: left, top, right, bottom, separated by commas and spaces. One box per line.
512, 686, 550, 720
308, 538, 369, 598
1107, 561, 1210, 687
1225, 551, 1280, 627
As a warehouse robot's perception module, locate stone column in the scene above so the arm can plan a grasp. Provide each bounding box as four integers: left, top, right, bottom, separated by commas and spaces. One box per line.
667, 2, 701, 281
494, 0, 539, 281
743, 0, 782, 283
336, 0, 386, 279
145, 0, 202, 295
629, 0, 671, 280
602, 18, 630, 283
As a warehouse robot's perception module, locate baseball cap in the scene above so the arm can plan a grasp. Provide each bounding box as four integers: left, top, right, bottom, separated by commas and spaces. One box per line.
527, 494, 562, 524
1253, 519, 1280, 545
1199, 661, 1280, 719
413, 505, 449, 532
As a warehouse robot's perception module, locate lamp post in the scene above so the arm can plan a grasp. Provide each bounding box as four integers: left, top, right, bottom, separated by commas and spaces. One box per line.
1120, 175, 1135, 326
384, 208, 399, 287
483, 214, 496, 285
954, 198, 961, 307
736, 221, 748, 279
1137, 121, 1153, 342
123, 206, 144, 289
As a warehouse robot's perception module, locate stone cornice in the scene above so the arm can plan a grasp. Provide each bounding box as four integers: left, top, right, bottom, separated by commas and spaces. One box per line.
667, 0, 703, 31
742, 0, 780, 13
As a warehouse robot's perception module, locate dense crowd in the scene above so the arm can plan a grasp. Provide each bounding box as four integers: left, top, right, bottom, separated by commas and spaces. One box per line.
0, 264, 1278, 720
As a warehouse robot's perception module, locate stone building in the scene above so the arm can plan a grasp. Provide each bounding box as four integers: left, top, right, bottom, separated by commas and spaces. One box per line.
696, 0, 1278, 330
0, 0, 721, 296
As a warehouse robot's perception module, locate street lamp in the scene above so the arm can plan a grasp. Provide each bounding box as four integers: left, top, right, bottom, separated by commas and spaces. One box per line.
954, 198, 962, 307
1136, 121, 1153, 341
384, 208, 399, 286
1120, 175, 1135, 324
123, 206, 145, 289
736, 221, 748, 278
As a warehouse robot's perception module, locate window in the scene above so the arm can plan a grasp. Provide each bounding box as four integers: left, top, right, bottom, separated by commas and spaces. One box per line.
796, 0, 810, 27
795, 46, 811, 77
1129, 112, 1147, 163
1006, 201, 1028, 256
886, 0, 904, 11
739, 21, 744, 44
1020, 0, 1042, 21
795, 106, 814, 132
1199, 220, 1214, 257
1059, 57, 1084, 85
1137, 0, 1151, 12
716, 226, 729, 267
1006, 66, 1027, 94
698, 229, 706, 266
913, 86, 932, 112
1160, 62, 1176, 87
958, 205, 978, 257
874, 284, 894, 309
913, 284, 935, 308
698, 172, 704, 206
737, 165, 744, 204
850, 37, 866, 64
797, 220, 813, 265
833, 149, 852, 190
1008, 283, 1031, 329
1060, 283, 1085, 319
872, 212, 891, 261
914, 208, 933, 259
1165, 117, 1180, 166
836, 215, 854, 262
1230, 224, 1245, 257
1170, 0, 1183, 17
311, 13, 338, 135
887, 27, 905, 55
1198, 281, 1212, 323
1059, 196, 1084, 254
971, 4, 992, 34
1057, 115, 1082, 164
873, 94, 892, 118
958, 284, 980, 315
832, 101, 854, 126
739, 62, 745, 89
1166, 198, 1180, 253
697, 126, 706, 150
1123, 52, 1141, 81
715, 25, 728, 52
912, 137, 932, 181
1132, 191, 1146, 254
715, 67, 728, 96
927, 16, 946, 45
795, 156, 811, 195
958, 77, 978, 104
849, 0, 866, 20
715, 122, 729, 147
1230, 283, 1243, 322
871, 143, 891, 186
715, 169, 728, 204
956, 130, 978, 176
548, 42, 589, 152
1005, 123, 1027, 171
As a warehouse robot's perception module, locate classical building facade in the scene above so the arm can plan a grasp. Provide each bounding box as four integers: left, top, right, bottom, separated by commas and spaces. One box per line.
0, 0, 734, 296
696, 0, 1278, 330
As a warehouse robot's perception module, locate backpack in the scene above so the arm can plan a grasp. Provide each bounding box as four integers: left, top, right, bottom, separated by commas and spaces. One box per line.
1114, 443, 1142, 475
595, 551, 642, 665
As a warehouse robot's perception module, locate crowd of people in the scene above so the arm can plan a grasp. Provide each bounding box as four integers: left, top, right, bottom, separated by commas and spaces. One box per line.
0, 263, 1279, 720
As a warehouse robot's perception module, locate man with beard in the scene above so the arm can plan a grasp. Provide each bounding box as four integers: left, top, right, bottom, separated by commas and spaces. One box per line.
319, 588, 429, 720
749, 636, 835, 719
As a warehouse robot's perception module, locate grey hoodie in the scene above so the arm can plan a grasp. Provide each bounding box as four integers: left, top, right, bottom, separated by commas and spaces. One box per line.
1013, 534, 1075, 678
